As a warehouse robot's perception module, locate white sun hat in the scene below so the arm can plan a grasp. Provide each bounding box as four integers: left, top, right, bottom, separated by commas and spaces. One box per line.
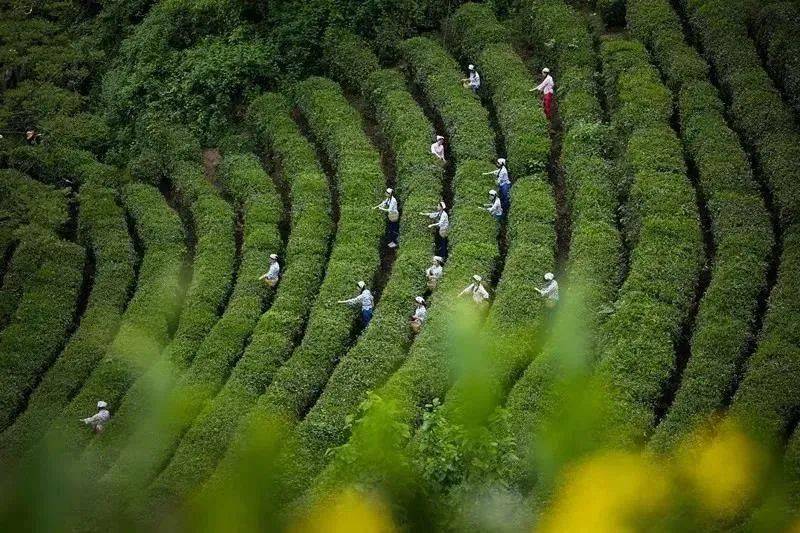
489, 189, 497, 195
439, 201, 446, 209
473, 274, 482, 282
497, 158, 506, 165
97, 401, 108, 409
436, 135, 444, 141
542, 67, 550, 74
415, 296, 425, 304
386, 188, 393, 195
269, 253, 278, 260
544, 272, 554, 281
468, 64, 475, 70
357, 281, 366, 290
433, 256, 443, 263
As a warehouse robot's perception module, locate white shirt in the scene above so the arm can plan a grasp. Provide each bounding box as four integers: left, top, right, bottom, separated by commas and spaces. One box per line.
459, 283, 490, 304
379, 196, 399, 216
540, 280, 559, 301
491, 166, 510, 187
431, 142, 445, 161
487, 197, 502, 216
83, 409, 111, 429
426, 264, 443, 279
535, 75, 554, 95
469, 71, 481, 88
427, 210, 450, 236
344, 289, 374, 310
263, 261, 280, 280
412, 305, 427, 323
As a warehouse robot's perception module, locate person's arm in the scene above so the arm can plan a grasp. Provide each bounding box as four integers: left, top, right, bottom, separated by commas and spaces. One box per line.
531, 79, 545, 92
83, 412, 102, 425
482, 169, 500, 176
458, 284, 473, 297
338, 296, 357, 305
541, 282, 556, 296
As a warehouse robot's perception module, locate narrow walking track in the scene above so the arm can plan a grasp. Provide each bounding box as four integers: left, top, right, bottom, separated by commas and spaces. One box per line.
546, 109, 572, 279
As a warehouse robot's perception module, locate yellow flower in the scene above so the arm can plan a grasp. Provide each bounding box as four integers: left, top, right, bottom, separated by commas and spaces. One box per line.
541, 451, 670, 533
678, 424, 760, 518
291, 488, 397, 533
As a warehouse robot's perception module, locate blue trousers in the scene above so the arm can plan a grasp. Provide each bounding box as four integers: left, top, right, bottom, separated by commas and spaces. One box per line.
388, 220, 399, 244
499, 183, 511, 214
437, 236, 449, 260
361, 308, 373, 326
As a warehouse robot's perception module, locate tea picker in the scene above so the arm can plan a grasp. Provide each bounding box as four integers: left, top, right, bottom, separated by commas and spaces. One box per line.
338, 281, 375, 326
258, 254, 281, 287
375, 188, 400, 249
459, 274, 490, 304
530, 67, 555, 121
461, 64, 481, 93
482, 190, 503, 220
426, 255, 444, 290
431, 135, 446, 162
537, 272, 559, 308
81, 401, 111, 434
410, 296, 427, 333
483, 158, 511, 213
421, 201, 450, 259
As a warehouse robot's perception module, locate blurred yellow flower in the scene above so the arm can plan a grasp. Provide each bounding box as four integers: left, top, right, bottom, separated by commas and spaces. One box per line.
540, 451, 670, 533
678, 424, 760, 518
291, 488, 397, 533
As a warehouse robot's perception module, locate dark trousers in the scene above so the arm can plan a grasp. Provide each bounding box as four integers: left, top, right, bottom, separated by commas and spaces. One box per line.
437, 236, 448, 260
361, 308, 373, 326
499, 183, 511, 214
388, 220, 399, 244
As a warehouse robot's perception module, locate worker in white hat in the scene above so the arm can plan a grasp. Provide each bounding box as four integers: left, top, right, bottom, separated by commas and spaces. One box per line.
483, 158, 511, 213
459, 274, 490, 304
421, 200, 450, 259
483, 189, 503, 220
530, 67, 555, 121
431, 135, 446, 163
258, 253, 281, 287
461, 64, 481, 93
410, 296, 427, 333
426, 255, 444, 290
375, 188, 400, 248
537, 272, 559, 308
338, 281, 374, 326
81, 401, 111, 433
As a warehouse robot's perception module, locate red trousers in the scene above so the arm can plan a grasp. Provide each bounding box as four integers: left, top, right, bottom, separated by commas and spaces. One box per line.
543, 92, 554, 121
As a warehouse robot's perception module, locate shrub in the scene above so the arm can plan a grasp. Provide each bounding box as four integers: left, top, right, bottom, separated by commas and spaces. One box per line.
81, 159, 237, 478
258, 30, 441, 499
140, 91, 333, 506
408, 3, 554, 490
626, 0, 773, 453
595, 0, 626, 28
35, 182, 185, 460
313, 35, 500, 496
751, 2, 800, 119
398, 37, 496, 163
96, 152, 280, 503
0, 232, 85, 430
678, 0, 800, 226
499, 0, 621, 493
0, 180, 136, 461
0, 170, 69, 327
676, 0, 800, 448
592, 38, 702, 449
